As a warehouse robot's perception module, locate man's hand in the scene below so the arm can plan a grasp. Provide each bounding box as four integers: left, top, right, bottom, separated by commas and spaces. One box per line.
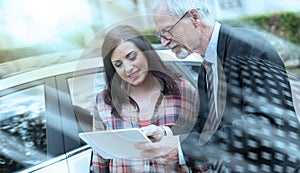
135, 135, 179, 163
140, 124, 166, 142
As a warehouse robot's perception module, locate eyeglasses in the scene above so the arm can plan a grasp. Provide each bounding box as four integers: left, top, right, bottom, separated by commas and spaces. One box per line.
156, 11, 189, 41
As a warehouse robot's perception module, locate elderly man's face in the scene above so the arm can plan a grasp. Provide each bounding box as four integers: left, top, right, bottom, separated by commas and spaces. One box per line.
153, 2, 203, 59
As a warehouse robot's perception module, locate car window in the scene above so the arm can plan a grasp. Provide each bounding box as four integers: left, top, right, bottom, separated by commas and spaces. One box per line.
167, 61, 200, 87
185, 64, 200, 82
68, 72, 106, 133
0, 85, 47, 172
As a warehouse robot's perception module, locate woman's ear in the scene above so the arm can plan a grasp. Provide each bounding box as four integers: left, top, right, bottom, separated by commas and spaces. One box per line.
188, 9, 201, 26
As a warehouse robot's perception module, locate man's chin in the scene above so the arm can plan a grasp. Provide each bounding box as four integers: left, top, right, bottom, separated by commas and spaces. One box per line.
175, 49, 190, 59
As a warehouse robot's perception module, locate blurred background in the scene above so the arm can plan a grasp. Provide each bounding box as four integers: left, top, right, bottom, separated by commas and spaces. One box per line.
0, 1, 299, 172
0, 0, 300, 78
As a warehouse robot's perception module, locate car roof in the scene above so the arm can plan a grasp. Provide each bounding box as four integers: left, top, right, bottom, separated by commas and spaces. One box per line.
0, 49, 200, 91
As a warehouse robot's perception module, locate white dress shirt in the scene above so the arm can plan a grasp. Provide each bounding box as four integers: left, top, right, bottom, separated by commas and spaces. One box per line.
178, 21, 222, 164
203, 21, 221, 118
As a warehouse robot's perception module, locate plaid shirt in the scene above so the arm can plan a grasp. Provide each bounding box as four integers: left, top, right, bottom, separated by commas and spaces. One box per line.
92, 78, 199, 173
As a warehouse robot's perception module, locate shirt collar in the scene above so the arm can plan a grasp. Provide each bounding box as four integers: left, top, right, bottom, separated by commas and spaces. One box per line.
204, 22, 221, 64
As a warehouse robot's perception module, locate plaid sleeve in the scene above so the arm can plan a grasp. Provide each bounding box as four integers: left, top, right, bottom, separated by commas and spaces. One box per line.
92, 91, 110, 173
179, 78, 199, 124
91, 152, 109, 173
93, 91, 109, 131
170, 79, 199, 135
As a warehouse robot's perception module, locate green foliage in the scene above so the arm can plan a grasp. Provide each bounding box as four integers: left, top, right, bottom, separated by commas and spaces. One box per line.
222, 11, 300, 46
280, 12, 300, 45
141, 28, 160, 44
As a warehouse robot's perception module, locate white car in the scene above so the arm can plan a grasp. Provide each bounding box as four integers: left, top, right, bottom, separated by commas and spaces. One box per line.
1, 47, 299, 173
0, 48, 200, 173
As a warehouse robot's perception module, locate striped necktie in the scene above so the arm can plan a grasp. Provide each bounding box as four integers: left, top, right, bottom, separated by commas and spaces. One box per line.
203, 60, 217, 120
199, 59, 219, 144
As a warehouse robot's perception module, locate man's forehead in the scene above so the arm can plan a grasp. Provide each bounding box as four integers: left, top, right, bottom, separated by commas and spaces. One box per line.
154, 14, 176, 22
153, 14, 178, 30
153, 1, 179, 31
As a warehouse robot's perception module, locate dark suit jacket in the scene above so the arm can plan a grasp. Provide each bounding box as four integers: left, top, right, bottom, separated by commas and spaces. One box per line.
177, 24, 300, 172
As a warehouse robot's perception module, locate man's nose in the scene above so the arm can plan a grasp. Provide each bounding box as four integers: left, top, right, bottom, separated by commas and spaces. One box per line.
160, 37, 171, 47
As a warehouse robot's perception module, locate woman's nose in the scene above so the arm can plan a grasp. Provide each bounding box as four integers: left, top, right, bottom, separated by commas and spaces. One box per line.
124, 60, 134, 72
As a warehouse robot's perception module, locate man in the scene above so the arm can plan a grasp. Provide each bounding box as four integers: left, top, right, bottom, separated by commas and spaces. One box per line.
136, 0, 300, 172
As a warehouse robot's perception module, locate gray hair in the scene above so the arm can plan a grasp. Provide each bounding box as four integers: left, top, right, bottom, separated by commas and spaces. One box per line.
166, 0, 210, 18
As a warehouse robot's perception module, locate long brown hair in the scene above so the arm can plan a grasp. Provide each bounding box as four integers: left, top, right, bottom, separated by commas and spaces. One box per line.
101, 25, 181, 119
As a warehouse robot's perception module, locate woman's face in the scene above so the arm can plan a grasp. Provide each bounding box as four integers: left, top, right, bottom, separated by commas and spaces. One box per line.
111, 41, 149, 86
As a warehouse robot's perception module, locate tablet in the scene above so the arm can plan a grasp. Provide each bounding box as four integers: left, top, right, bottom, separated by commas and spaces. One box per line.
79, 128, 151, 159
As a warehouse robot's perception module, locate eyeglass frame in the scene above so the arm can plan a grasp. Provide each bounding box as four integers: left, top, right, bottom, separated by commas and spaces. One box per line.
155, 10, 189, 41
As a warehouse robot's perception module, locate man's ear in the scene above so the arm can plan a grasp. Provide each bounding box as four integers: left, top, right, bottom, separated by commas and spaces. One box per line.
188, 9, 201, 26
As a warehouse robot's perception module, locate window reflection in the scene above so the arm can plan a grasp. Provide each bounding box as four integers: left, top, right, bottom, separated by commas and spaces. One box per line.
0, 85, 47, 172
68, 72, 106, 115
68, 72, 106, 133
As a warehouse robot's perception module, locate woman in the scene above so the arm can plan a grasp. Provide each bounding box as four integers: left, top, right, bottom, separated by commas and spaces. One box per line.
92, 25, 199, 173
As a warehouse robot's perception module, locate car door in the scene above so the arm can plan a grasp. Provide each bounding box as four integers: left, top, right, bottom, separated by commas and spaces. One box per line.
56, 64, 106, 173
0, 77, 66, 173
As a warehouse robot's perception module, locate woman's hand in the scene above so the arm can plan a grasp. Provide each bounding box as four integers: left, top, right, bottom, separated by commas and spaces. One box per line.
140, 124, 166, 142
